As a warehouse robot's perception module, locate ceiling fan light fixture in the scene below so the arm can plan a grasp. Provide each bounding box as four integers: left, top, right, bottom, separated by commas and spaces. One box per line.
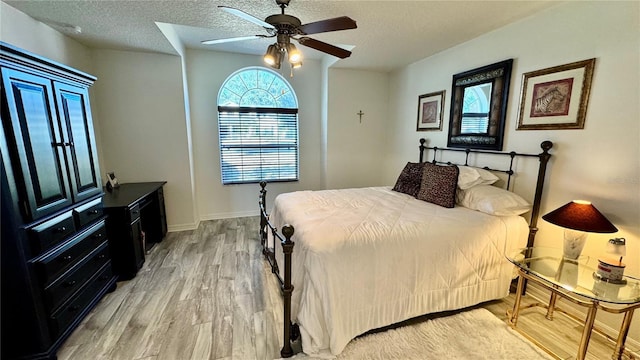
287, 43, 302, 64
263, 44, 280, 67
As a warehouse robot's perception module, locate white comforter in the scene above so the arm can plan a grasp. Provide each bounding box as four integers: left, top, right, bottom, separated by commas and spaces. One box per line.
269, 186, 528, 356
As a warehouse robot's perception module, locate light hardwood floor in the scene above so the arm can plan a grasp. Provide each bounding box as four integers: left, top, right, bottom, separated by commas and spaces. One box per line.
58, 217, 637, 360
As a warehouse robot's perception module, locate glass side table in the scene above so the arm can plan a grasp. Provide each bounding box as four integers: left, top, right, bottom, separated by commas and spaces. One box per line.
506, 247, 640, 360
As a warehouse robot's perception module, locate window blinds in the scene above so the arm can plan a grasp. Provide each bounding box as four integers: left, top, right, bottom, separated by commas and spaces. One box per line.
218, 106, 299, 185
461, 113, 490, 134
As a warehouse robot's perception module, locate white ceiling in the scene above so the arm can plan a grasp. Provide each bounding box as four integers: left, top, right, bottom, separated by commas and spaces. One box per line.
4, 0, 560, 72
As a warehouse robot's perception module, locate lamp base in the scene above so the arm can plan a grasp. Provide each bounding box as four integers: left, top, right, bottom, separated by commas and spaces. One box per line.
562, 229, 587, 260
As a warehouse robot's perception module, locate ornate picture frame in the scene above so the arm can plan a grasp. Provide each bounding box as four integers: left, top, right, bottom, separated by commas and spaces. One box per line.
447, 59, 513, 151
516, 58, 595, 130
416, 90, 445, 131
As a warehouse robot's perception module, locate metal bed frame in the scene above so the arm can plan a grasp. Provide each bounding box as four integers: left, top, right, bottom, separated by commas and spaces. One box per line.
259, 138, 553, 357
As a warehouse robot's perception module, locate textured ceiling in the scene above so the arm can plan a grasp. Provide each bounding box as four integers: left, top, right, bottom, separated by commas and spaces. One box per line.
4, 0, 560, 72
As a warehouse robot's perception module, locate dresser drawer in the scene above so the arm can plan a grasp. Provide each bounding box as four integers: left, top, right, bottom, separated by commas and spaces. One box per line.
48, 262, 114, 338
74, 198, 104, 229
29, 211, 77, 256
43, 242, 110, 312
128, 202, 140, 223
33, 221, 107, 286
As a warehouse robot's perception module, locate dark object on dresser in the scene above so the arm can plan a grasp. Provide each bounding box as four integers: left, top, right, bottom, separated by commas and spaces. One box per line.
0, 42, 118, 360
102, 182, 167, 280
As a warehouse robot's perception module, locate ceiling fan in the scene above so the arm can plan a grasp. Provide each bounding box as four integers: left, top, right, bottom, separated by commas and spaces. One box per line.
201, 0, 357, 69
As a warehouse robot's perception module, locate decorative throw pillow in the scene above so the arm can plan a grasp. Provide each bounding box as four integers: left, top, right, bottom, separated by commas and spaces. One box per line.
416, 163, 459, 208
392, 162, 426, 197
457, 166, 500, 190
456, 184, 531, 216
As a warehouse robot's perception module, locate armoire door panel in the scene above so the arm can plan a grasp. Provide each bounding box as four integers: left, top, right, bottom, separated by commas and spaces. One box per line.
1, 68, 72, 221
54, 82, 102, 203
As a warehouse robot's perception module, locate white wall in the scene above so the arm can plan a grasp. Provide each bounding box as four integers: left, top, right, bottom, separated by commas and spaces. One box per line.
389, 0, 639, 342
326, 69, 390, 189
0, 2, 92, 73
90, 49, 196, 230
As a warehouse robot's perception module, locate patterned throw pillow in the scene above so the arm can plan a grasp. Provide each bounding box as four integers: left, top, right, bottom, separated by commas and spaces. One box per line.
392, 162, 426, 197
417, 163, 459, 208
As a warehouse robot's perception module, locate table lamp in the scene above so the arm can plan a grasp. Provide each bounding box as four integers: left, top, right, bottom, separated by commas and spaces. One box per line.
542, 200, 618, 260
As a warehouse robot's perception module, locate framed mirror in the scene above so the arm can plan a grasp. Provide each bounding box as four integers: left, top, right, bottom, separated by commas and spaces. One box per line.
447, 59, 513, 150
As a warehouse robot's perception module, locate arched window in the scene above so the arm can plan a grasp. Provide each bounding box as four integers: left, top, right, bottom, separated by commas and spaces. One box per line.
218, 67, 299, 184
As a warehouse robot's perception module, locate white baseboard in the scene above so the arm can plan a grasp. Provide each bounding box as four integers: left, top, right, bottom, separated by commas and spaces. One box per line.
525, 282, 640, 354
167, 211, 261, 232
167, 221, 199, 232
199, 210, 260, 221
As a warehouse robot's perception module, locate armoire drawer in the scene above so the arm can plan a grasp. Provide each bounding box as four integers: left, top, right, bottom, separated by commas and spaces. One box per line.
33, 221, 107, 286
48, 262, 114, 338
43, 242, 110, 312
29, 211, 77, 256
74, 198, 104, 229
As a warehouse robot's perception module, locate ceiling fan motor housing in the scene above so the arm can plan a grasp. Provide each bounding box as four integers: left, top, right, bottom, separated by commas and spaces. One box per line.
265, 14, 301, 31
266, 14, 302, 48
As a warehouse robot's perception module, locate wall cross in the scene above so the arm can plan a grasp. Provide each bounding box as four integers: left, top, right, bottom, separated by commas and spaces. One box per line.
357, 110, 364, 123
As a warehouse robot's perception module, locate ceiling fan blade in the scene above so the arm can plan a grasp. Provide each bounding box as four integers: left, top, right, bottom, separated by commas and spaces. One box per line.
298, 16, 357, 35
219, 5, 276, 30
297, 37, 352, 59
201, 35, 267, 45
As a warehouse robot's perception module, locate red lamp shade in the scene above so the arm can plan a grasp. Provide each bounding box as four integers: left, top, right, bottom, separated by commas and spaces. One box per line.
542, 200, 618, 233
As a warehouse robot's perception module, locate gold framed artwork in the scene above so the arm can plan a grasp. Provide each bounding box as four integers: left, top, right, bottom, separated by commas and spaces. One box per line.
417, 90, 445, 131
516, 58, 595, 130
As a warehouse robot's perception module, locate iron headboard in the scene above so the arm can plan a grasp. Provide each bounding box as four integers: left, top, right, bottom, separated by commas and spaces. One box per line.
418, 138, 553, 248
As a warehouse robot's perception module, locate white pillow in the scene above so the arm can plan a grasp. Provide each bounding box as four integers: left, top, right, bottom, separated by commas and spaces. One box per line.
456, 185, 531, 216
457, 166, 500, 190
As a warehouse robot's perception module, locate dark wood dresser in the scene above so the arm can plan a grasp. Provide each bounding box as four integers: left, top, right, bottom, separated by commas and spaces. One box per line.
0, 42, 117, 359
102, 182, 167, 280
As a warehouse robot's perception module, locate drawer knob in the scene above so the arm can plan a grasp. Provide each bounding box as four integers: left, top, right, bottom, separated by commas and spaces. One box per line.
64, 280, 77, 287
69, 305, 81, 312
93, 233, 103, 239
62, 255, 73, 262
55, 226, 67, 233
97, 254, 106, 260
88, 209, 100, 215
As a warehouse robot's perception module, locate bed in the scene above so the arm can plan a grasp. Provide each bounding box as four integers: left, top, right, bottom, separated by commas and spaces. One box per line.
259, 138, 553, 358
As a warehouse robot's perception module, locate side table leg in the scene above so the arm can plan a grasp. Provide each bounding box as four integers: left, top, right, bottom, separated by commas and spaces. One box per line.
509, 273, 525, 326
577, 306, 597, 360
612, 309, 634, 360
546, 292, 557, 320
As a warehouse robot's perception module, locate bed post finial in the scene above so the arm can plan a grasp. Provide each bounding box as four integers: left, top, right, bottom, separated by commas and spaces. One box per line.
419, 138, 427, 163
